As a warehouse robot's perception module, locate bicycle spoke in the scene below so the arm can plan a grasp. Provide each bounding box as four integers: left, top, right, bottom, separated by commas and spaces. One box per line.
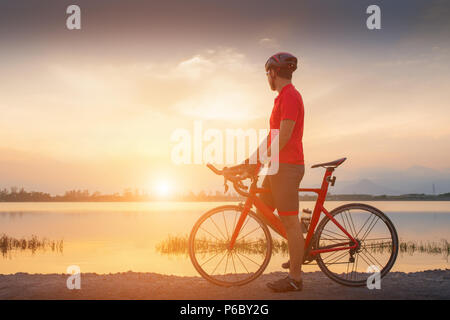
224, 252, 230, 274
359, 250, 378, 269
361, 217, 380, 242
209, 216, 228, 241
320, 248, 342, 262
231, 210, 238, 238
361, 247, 383, 269
200, 250, 222, 267
234, 251, 250, 274
211, 250, 228, 275
351, 254, 359, 280
355, 214, 374, 238
236, 251, 261, 267
323, 249, 348, 264
339, 213, 350, 239
356, 251, 372, 269
346, 210, 357, 237
223, 211, 229, 240
231, 251, 237, 273
346, 259, 350, 277
323, 228, 348, 239
199, 227, 223, 242
320, 230, 349, 244
236, 226, 262, 243
324, 249, 350, 265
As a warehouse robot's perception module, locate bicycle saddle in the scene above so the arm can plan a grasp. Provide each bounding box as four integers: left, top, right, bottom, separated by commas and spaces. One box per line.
311, 157, 347, 169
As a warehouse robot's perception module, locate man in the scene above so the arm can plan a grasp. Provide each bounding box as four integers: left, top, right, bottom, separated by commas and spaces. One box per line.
245, 52, 305, 292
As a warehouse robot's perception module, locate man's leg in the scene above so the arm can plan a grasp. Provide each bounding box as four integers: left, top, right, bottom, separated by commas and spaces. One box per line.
279, 214, 304, 281
257, 176, 284, 237
271, 163, 305, 280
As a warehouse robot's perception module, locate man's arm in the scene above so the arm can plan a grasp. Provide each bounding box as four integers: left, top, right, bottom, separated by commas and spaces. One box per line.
277, 119, 296, 152
247, 119, 295, 164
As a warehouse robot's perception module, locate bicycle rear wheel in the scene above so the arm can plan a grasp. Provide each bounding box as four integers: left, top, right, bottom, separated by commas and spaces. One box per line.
189, 205, 272, 287
314, 203, 398, 287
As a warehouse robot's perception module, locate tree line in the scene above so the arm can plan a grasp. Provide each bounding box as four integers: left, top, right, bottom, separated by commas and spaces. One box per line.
0, 187, 449, 202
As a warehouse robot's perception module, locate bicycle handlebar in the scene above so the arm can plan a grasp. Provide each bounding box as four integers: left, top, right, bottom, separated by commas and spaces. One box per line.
206, 163, 253, 197
206, 163, 222, 175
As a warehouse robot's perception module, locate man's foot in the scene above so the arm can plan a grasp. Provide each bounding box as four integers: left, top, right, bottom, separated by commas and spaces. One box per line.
267, 276, 303, 292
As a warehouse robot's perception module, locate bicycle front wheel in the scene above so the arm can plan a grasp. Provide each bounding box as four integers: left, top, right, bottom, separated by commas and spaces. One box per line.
314, 203, 399, 287
189, 205, 272, 287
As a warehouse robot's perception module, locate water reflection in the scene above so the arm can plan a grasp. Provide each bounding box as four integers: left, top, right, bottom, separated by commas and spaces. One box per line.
156, 235, 288, 257
0, 201, 449, 274
0, 234, 63, 258
156, 234, 450, 261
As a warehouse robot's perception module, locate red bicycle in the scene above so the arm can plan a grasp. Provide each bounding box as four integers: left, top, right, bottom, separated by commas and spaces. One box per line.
189, 158, 398, 287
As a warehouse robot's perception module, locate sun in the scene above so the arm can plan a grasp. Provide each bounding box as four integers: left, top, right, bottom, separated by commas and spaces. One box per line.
154, 180, 171, 197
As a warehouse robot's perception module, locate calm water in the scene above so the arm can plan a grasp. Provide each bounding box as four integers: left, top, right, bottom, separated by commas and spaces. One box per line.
0, 201, 449, 275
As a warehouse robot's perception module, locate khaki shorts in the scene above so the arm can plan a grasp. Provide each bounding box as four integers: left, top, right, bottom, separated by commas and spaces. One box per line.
259, 163, 305, 216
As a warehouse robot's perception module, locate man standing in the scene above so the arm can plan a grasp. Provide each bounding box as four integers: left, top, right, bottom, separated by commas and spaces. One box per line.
246, 52, 305, 292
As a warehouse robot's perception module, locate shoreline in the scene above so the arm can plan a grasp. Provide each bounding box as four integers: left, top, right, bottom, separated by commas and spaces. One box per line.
1, 269, 449, 300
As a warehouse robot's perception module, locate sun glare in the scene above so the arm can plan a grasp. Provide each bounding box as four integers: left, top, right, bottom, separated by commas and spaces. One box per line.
154, 180, 171, 197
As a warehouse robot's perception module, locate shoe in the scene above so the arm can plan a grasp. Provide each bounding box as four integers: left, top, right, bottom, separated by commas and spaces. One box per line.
267, 276, 303, 292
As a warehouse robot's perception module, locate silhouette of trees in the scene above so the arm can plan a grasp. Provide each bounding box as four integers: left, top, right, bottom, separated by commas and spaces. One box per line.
0, 187, 449, 202
0, 187, 244, 202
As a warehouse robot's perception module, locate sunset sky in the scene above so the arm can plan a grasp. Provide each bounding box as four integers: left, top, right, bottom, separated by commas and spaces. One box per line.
1, 0, 449, 195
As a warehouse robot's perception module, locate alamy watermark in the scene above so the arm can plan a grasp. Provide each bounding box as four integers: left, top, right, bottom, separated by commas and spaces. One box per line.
170, 121, 280, 175
66, 5, 81, 30
66, 265, 81, 290
366, 265, 381, 289
65, 5, 380, 31
366, 5, 381, 30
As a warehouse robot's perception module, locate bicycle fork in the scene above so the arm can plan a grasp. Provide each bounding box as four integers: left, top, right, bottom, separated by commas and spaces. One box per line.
228, 198, 252, 250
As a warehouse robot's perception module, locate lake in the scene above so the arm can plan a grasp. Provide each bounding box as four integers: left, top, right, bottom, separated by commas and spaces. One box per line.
0, 201, 449, 275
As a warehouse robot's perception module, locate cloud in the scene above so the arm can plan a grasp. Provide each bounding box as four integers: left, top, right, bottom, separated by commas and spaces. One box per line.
258, 38, 280, 49
175, 55, 216, 79
174, 48, 251, 77
165, 48, 270, 119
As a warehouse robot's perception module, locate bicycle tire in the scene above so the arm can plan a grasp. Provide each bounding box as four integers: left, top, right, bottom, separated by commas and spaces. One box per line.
189, 205, 272, 287
314, 203, 399, 287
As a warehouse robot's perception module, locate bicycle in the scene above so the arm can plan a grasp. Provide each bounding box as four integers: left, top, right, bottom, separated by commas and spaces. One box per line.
189, 158, 398, 287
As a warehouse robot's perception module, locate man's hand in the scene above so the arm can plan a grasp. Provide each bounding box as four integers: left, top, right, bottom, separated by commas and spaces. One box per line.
240, 163, 261, 179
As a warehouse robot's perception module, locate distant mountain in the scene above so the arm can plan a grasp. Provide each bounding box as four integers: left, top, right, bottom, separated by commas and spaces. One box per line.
325, 165, 450, 195
333, 179, 400, 195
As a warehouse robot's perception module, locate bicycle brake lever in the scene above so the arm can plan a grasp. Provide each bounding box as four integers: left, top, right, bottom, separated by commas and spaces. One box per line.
236, 180, 248, 190
223, 177, 229, 193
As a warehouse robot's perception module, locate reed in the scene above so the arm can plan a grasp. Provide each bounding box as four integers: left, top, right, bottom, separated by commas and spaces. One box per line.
0, 234, 63, 257
156, 234, 450, 260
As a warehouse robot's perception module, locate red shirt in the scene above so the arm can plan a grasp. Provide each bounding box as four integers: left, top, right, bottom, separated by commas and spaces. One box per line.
269, 83, 305, 164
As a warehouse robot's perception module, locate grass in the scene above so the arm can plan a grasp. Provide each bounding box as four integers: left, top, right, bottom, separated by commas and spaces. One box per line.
155, 234, 288, 257
0, 234, 63, 258
399, 239, 450, 256
156, 234, 450, 260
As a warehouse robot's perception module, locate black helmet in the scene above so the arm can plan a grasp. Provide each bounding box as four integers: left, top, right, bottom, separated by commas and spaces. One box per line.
265, 52, 298, 72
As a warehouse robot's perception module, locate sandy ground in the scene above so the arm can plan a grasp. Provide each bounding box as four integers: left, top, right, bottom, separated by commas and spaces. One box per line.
0, 270, 449, 300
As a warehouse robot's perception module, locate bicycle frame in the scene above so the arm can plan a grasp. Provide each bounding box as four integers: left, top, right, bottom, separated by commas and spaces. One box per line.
228, 167, 358, 258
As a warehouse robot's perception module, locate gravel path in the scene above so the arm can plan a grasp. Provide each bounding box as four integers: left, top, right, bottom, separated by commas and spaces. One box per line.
0, 270, 449, 300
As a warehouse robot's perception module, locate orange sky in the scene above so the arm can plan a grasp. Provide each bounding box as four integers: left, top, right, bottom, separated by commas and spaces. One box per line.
0, 0, 449, 194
